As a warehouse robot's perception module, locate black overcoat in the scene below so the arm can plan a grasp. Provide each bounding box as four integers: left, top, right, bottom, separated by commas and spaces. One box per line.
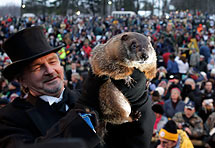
0, 88, 100, 148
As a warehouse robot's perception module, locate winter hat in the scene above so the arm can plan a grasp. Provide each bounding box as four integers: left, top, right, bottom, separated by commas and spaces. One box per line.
152, 103, 164, 115
170, 87, 181, 94
152, 90, 160, 97
159, 120, 178, 141
155, 87, 165, 96
10, 81, 20, 89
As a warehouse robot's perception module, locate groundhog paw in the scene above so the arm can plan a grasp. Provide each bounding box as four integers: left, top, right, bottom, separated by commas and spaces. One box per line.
124, 76, 136, 88
130, 110, 142, 121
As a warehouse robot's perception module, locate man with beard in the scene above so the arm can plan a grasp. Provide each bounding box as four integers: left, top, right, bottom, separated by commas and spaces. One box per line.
0, 26, 99, 148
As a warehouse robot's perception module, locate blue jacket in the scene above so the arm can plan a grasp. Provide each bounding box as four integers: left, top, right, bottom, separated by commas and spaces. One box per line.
200, 45, 211, 63
167, 60, 179, 74
163, 99, 185, 118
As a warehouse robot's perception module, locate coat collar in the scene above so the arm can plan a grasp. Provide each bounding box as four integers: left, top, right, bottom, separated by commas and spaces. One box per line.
25, 87, 80, 136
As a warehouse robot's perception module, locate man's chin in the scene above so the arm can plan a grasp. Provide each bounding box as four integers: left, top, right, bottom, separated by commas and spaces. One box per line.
44, 84, 64, 95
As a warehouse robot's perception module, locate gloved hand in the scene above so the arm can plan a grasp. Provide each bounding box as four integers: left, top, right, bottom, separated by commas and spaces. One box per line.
76, 69, 108, 116
111, 68, 148, 110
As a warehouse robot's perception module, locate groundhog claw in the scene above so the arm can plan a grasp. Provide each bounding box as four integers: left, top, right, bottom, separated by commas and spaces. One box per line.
131, 110, 142, 121
125, 76, 136, 88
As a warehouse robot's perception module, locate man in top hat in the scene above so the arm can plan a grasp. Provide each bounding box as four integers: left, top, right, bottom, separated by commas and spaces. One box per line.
0, 26, 100, 148
172, 101, 204, 139
157, 120, 193, 148
0, 26, 155, 148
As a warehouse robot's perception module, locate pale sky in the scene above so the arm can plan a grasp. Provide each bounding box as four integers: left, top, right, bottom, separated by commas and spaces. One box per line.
0, 0, 21, 6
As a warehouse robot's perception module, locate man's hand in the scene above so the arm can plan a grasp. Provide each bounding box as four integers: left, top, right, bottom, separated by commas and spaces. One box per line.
184, 127, 192, 135
177, 123, 183, 129
111, 68, 148, 110
76, 69, 108, 116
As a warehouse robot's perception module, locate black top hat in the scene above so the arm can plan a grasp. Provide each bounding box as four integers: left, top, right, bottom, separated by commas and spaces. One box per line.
2, 26, 64, 81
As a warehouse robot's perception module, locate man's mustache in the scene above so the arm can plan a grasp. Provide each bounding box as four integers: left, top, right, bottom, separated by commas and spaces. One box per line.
43, 74, 60, 83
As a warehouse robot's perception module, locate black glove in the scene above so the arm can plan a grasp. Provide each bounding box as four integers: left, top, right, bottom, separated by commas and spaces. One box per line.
76, 69, 108, 116
111, 68, 148, 110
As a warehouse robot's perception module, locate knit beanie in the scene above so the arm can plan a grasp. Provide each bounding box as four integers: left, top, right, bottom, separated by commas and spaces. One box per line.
152, 103, 164, 115
152, 90, 160, 97
159, 120, 178, 141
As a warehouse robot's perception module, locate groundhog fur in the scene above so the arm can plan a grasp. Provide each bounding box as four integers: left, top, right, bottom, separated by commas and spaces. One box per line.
90, 32, 157, 128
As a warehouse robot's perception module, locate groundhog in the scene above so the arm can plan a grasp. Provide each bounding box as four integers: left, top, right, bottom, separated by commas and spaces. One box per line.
90, 32, 157, 125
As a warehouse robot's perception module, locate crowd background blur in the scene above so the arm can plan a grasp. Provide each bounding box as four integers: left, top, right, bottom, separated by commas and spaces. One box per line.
1, 10, 215, 147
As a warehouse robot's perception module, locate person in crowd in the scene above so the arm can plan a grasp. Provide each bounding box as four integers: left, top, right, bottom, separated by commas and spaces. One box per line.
200, 80, 215, 101
203, 112, 215, 148
155, 66, 168, 85
82, 39, 92, 58
200, 43, 211, 63
67, 72, 82, 91
198, 80, 215, 122
163, 74, 182, 100
208, 49, 215, 63
166, 54, 179, 76
189, 48, 200, 68
152, 103, 168, 135
157, 80, 168, 96
207, 59, 215, 72
65, 62, 80, 82
151, 90, 164, 105
197, 55, 208, 73
157, 120, 193, 148
5, 80, 21, 102
0, 26, 155, 148
172, 101, 204, 139
198, 98, 214, 123
175, 54, 189, 78
162, 52, 171, 67
208, 68, 215, 81
163, 87, 185, 118
0, 77, 8, 98
181, 78, 202, 111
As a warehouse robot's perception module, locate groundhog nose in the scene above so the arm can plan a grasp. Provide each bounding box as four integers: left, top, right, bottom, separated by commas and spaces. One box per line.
141, 53, 149, 60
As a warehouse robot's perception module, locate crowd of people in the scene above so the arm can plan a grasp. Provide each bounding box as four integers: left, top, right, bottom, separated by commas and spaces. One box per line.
0, 10, 215, 147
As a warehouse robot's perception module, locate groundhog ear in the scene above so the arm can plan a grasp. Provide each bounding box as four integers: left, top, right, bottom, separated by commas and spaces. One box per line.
121, 34, 129, 41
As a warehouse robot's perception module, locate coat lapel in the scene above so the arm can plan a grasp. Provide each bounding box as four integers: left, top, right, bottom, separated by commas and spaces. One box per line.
26, 107, 47, 136
26, 94, 63, 136
25, 88, 80, 136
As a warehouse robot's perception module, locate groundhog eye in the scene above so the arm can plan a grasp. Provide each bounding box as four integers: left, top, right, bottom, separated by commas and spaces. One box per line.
131, 43, 136, 50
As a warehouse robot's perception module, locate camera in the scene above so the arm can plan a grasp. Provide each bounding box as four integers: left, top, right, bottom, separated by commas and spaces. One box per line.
204, 99, 213, 105
182, 122, 190, 129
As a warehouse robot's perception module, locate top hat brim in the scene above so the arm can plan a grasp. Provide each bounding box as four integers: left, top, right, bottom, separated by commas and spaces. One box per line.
2, 45, 64, 81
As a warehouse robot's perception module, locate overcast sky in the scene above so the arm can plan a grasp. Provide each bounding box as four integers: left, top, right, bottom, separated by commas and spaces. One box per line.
0, 0, 21, 6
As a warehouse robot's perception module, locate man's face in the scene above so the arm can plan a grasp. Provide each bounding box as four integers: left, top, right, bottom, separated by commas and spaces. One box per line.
71, 63, 76, 70
20, 53, 64, 97
205, 82, 212, 92
170, 89, 180, 103
184, 107, 195, 118
159, 138, 176, 148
